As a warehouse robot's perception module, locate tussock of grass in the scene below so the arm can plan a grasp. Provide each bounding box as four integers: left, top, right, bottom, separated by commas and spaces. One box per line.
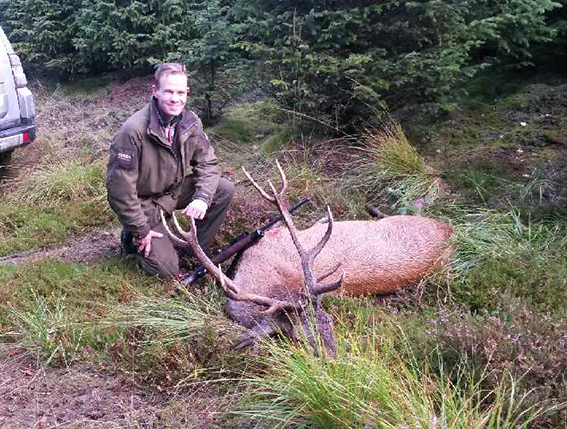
11, 159, 107, 208
4, 291, 86, 365
447, 206, 565, 276
364, 122, 427, 178
0, 158, 112, 255
100, 287, 268, 388
103, 288, 233, 346
348, 120, 442, 214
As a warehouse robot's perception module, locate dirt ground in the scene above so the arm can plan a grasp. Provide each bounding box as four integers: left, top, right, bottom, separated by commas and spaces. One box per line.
0, 350, 235, 428
0, 229, 122, 267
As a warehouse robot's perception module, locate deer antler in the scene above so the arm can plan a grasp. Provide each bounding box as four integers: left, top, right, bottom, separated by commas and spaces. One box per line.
242, 160, 344, 298
160, 209, 299, 315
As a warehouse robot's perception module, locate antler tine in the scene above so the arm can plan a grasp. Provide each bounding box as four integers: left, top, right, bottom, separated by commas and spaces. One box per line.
309, 206, 334, 263
274, 159, 288, 197
160, 209, 190, 247
176, 213, 299, 314
169, 216, 239, 296
242, 158, 289, 204
241, 166, 276, 203
217, 273, 300, 315
314, 268, 345, 295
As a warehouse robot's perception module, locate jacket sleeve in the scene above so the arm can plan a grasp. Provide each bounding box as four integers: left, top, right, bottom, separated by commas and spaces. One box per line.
189, 119, 221, 205
106, 126, 151, 238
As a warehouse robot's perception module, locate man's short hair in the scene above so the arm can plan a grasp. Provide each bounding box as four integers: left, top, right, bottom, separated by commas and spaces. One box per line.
154, 63, 187, 88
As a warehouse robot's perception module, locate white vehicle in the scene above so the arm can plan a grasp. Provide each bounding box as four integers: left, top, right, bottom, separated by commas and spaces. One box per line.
0, 25, 36, 163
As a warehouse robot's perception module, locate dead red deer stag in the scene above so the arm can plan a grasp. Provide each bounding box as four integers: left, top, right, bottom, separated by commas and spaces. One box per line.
162, 161, 453, 356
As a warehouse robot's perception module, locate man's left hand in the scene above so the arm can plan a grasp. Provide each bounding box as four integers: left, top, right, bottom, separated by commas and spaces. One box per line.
182, 199, 208, 220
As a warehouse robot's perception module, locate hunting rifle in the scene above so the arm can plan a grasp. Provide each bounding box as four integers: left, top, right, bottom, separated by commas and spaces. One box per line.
180, 197, 310, 286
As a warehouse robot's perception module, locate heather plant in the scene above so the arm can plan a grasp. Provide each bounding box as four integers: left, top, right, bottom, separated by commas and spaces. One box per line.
431, 300, 567, 427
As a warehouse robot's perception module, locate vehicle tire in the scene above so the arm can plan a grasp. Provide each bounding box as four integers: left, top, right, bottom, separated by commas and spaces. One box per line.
0, 149, 13, 165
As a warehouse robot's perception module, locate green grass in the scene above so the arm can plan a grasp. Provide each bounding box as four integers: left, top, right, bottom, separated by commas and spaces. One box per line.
4, 290, 119, 366
0, 202, 115, 256
233, 310, 553, 428
0, 158, 114, 256
11, 159, 108, 208
0, 259, 148, 326
345, 120, 442, 214
60, 75, 114, 97
0, 259, 159, 365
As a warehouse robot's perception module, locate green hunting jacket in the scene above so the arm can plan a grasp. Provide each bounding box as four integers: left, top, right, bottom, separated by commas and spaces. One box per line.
106, 99, 220, 239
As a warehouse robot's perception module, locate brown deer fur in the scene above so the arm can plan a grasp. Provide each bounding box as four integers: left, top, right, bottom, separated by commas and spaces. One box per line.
164, 162, 453, 355
224, 215, 453, 336
231, 215, 453, 298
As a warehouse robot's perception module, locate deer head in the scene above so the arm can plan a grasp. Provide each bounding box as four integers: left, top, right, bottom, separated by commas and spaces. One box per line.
162, 160, 344, 357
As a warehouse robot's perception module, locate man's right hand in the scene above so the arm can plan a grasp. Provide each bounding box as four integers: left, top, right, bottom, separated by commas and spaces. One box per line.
135, 230, 164, 257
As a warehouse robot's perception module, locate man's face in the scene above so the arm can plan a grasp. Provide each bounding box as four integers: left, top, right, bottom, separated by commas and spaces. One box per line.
152, 73, 189, 120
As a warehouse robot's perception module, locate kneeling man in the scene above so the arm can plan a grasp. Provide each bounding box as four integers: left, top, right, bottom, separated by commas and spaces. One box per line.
106, 63, 233, 279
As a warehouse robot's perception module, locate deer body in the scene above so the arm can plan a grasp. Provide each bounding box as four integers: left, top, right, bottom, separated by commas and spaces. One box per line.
164, 161, 453, 356
226, 215, 452, 330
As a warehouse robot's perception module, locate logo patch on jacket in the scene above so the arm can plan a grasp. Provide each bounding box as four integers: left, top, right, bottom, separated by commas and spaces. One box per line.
116, 148, 136, 170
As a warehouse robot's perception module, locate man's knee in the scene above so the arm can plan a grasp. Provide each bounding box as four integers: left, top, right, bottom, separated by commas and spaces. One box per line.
215, 178, 234, 205
136, 234, 179, 280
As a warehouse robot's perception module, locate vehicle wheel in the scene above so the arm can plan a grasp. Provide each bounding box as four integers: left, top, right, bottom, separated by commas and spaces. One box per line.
0, 149, 14, 165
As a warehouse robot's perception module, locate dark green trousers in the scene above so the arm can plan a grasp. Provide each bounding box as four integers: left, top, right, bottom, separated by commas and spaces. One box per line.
138, 176, 234, 279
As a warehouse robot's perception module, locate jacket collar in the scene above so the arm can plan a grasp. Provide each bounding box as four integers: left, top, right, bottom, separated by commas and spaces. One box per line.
148, 97, 198, 140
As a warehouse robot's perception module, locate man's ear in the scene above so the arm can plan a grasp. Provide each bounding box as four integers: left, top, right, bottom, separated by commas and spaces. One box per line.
152, 84, 157, 97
